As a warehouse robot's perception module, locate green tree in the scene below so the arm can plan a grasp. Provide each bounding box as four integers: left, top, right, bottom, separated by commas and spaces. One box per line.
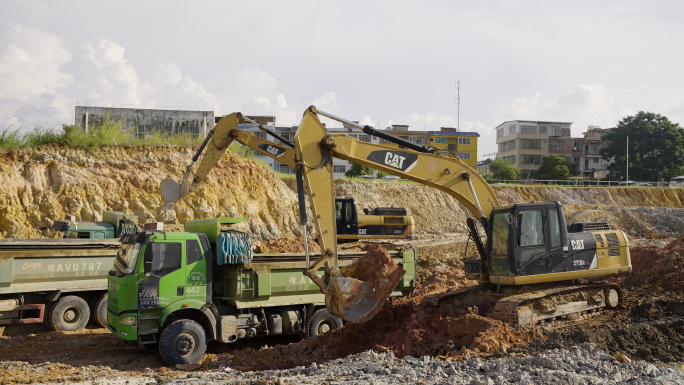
535, 155, 571, 180
489, 158, 521, 180
345, 163, 374, 178
566, 161, 581, 177
600, 111, 684, 181
376, 170, 389, 178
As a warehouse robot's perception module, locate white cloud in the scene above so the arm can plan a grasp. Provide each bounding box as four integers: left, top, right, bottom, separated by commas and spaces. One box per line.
77, 38, 143, 106
152, 62, 219, 110
0, 22, 74, 129
310, 92, 343, 116
358, 115, 375, 128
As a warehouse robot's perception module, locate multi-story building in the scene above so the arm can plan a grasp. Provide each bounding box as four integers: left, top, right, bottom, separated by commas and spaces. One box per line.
495, 120, 573, 178
495, 120, 614, 179
379, 126, 479, 168
581, 126, 612, 178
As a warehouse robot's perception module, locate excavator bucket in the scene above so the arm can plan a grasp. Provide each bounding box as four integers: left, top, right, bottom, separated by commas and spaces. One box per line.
294, 106, 406, 324
160, 178, 185, 205
326, 246, 406, 323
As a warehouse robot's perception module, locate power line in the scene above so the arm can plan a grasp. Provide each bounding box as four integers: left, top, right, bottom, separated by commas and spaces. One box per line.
0, 102, 77, 122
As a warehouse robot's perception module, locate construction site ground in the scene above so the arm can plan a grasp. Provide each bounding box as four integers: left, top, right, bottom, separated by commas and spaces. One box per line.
0, 234, 683, 384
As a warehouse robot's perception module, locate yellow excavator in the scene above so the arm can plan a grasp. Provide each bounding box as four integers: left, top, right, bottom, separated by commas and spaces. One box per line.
162, 106, 631, 326
160, 113, 415, 241
289, 106, 631, 325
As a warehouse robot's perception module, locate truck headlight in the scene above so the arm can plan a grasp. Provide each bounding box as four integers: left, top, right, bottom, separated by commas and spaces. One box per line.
120, 316, 136, 326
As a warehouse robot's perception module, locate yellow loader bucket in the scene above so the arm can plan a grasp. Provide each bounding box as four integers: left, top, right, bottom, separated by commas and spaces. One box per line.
325, 246, 405, 324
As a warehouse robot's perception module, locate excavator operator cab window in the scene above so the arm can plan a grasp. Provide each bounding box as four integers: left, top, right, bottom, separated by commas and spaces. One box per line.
516, 209, 547, 268
335, 200, 355, 223
488, 211, 510, 275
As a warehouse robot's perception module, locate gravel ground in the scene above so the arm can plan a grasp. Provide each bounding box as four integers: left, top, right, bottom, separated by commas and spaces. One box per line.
158, 343, 684, 385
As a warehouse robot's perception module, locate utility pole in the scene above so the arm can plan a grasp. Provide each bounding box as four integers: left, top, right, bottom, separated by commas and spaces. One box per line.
455, 79, 460, 132
626, 136, 629, 183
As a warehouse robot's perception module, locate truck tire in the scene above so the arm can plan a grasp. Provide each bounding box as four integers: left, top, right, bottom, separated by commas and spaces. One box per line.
307, 309, 343, 337
159, 319, 207, 366
91, 294, 108, 328
49, 296, 90, 332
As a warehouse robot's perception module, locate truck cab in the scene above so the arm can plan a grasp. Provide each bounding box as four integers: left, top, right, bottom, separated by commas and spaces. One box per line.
107, 218, 416, 366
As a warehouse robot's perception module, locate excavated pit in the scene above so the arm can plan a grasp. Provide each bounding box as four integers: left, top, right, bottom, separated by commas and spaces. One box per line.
1, 145, 684, 382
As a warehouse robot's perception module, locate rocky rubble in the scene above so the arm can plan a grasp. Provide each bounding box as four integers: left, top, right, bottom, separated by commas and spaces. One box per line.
165, 344, 684, 384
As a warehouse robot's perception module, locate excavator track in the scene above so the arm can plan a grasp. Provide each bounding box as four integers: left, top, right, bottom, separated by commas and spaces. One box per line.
491, 283, 623, 326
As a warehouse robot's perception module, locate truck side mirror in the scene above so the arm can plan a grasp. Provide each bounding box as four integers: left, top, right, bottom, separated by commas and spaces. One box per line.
143, 245, 153, 274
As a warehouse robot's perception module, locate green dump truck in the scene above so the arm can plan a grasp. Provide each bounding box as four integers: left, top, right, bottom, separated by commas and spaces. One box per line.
107, 217, 416, 365
0, 211, 138, 331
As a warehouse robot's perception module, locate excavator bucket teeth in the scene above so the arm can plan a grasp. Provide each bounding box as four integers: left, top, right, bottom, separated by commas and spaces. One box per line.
160, 178, 185, 204
326, 246, 405, 323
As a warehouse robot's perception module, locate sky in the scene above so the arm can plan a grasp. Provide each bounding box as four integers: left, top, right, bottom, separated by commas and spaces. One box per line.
1, 1, 683, 156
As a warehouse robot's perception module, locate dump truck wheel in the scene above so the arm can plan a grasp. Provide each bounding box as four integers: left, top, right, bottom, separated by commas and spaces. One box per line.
159, 319, 207, 366
49, 296, 90, 332
91, 294, 108, 328
307, 309, 343, 337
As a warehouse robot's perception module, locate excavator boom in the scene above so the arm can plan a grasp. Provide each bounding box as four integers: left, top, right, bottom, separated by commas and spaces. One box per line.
161, 113, 296, 205
294, 106, 499, 323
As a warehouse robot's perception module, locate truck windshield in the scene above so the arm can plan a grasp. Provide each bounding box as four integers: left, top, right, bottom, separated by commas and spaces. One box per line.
113, 242, 142, 275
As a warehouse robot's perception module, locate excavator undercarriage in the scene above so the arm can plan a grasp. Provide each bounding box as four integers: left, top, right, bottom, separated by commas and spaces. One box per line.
434, 281, 623, 326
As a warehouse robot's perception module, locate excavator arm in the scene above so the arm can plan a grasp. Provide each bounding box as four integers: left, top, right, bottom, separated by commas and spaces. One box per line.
161, 113, 296, 204
293, 105, 500, 323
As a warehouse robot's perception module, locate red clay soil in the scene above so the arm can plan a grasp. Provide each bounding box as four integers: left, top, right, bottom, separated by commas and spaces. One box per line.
206, 246, 536, 371
620, 234, 684, 295
253, 237, 321, 254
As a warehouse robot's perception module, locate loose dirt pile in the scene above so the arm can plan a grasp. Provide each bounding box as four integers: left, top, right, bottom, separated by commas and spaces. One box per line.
253, 237, 321, 254
521, 234, 684, 363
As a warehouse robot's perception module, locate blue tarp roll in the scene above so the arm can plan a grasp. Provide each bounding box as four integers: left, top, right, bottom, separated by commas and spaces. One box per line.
217, 230, 253, 265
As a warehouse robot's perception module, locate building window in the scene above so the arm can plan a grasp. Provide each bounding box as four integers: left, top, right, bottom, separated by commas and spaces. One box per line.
457, 137, 471, 145
563, 128, 570, 136
538, 126, 548, 134
521, 155, 542, 165
379, 138, 393, 144
253, 131, 267, 139
408, 136, 427, 145
520, 125, 537, 133
521, 140, 541, 149
358, 135, 371, 142
435, 137, 448, 144
504, 155, 516, 165
499, 143, 506, 152
549, 140, 564, 150
279, 164, 292, 174
457, 153, 471, 160
333, 165, 346, 173
593, 158, 599, 164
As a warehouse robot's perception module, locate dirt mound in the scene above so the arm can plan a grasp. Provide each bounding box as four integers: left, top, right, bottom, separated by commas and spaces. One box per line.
208, 301, 537, 371
522, 236, 684, 363
623, 234, 684, 295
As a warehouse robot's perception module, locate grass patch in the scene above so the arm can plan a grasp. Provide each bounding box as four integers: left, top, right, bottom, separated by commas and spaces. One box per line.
0, 113, 205, 153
